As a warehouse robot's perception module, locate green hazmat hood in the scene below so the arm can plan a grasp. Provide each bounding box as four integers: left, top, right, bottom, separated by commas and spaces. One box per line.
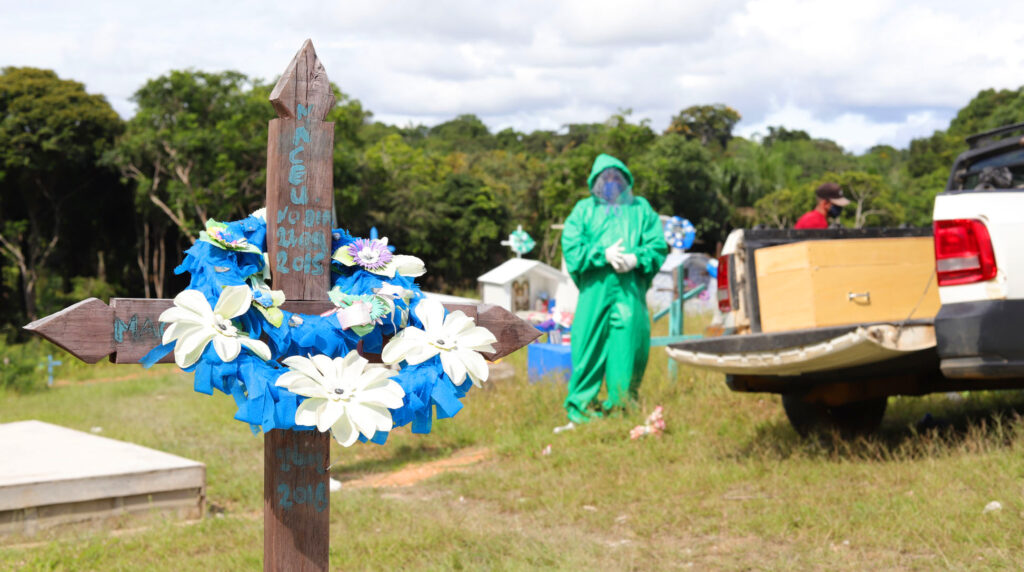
587, 153, 634, 189
587, 153, 634, 207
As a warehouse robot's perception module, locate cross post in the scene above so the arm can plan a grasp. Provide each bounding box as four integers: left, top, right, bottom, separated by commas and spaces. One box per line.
261, 39, 335, 572
23, 40, 540, 571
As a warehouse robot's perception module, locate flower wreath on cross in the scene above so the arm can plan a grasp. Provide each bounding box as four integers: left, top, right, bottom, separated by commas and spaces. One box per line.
143, 208, 497, 446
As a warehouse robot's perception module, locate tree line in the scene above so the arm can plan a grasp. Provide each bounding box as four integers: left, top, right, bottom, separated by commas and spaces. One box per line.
3, 65, 1024, 337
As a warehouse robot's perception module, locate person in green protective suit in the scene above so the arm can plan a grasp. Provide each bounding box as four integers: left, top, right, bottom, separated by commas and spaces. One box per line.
559, 153, 667, 428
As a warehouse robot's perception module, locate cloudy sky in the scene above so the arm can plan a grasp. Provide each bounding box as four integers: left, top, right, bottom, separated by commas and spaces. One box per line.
4, 0, 1023, 153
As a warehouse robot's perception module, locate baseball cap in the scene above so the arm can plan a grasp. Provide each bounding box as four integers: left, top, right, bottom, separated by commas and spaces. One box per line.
815, 182, 850, 206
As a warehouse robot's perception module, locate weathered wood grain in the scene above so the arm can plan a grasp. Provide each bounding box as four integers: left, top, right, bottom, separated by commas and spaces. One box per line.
266, 39, 334, 302
23, 298, 114, 363
265, 118, 334, 302
27, 298, 540, 365
445, 303, 542, 361
265, 39, 334, 572
264, 429, 330, 572
269, 39, 335, 121
110, 298, 174, 364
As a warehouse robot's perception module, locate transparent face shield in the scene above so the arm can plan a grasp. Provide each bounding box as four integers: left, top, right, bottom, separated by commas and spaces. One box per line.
591, 167, 633, 206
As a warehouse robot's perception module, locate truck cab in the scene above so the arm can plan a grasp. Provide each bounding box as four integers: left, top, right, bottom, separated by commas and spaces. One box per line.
933, 122, 1024, 380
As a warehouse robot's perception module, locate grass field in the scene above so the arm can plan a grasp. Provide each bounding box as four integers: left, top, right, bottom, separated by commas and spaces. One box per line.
3, 335, 1024, 570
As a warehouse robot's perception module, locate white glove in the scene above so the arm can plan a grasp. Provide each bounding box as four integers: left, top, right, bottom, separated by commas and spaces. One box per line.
616, 253, 637, 273
604, 239, 625, 272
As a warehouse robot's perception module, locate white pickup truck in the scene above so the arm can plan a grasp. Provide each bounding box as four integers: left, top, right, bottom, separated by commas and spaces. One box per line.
667, 122, 1024, 436
933, 122, 1024, 381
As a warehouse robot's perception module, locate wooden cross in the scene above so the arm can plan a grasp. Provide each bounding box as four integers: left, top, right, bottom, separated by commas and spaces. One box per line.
24, 40, 539, 572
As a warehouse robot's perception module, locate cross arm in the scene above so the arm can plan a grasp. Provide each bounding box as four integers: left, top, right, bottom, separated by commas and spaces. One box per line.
25, 298, 540, 364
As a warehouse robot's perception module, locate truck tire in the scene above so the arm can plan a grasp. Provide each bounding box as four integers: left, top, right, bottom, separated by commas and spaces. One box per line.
781, 394, 888, 438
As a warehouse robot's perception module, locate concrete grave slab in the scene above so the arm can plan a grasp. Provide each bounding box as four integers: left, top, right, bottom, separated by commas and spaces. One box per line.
0, 420, 205, 536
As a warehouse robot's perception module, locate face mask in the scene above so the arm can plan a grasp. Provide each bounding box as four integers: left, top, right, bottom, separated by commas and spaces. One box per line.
591, 168, 631, 205
827, 204, 843, 218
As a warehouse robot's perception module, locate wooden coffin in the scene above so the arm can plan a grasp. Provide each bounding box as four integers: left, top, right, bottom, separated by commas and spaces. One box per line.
754, 237, 940, 333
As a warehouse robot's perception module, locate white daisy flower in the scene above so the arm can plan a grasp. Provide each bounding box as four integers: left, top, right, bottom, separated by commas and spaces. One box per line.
381, 298, 497, 387
159, 286, 271, 368
275, 351, 406, 447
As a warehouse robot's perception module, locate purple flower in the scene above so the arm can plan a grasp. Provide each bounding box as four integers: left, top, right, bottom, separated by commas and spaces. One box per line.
347, 238, 393, 270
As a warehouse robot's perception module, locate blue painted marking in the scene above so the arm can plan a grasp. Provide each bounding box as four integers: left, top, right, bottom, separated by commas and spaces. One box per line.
113, 314, 166, 343
288, 164, 306, 186
276, 482, 327, 512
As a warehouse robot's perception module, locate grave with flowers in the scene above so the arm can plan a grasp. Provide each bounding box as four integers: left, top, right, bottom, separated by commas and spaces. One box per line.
24, 40, 539, 571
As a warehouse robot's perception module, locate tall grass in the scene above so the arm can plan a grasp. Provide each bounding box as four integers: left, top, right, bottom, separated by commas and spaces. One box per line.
2, 337, 1024, 569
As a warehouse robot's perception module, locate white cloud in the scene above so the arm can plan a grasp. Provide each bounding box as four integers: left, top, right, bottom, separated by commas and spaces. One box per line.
2, 0, 1022, 152
737, 103, 951, 153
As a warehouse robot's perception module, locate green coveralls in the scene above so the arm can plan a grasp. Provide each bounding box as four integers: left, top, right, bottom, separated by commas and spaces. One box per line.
561, 154, 667, 424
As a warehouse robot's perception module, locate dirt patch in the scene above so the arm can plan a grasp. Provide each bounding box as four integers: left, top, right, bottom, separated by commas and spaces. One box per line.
342, 447, 491, 489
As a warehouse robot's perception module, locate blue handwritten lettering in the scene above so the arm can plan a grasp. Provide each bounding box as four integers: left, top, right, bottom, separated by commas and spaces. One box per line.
276, 482, 328, 512
288, 164, 306, 186
297, 104, 313, 120
311, 251, 325, 276
114, 314, 166, 343
293, 126, 311, 145
288, 146, 304, 164
277, 484, 293, 509
290, 186, 308, 205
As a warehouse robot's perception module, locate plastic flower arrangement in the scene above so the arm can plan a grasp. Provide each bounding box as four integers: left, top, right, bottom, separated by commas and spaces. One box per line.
144, 209, 495, 446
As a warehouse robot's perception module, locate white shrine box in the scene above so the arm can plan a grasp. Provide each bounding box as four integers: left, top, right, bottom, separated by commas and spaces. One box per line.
477, 259, 576, 313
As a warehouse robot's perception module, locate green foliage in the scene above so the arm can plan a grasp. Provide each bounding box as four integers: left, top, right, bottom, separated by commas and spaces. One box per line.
0, 67, 125, 325
110, 70, 274, 232
754, 187, 807, 228
666, 104, 742, 150
823, 171, 904, 228
633, 134, 729, 245
762, 125, 811, 146
716, 137, 800, 207
907, 130, 962, 179
948, 87, 1024, 136
0, 337, 47, 392
768, 137, 857, 183
424, 114, 494, 153
10, 64, 1024, 336
593, 111, 657, 163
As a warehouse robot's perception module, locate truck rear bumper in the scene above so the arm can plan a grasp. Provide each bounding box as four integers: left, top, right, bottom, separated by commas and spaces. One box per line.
935, 300, 1024, 379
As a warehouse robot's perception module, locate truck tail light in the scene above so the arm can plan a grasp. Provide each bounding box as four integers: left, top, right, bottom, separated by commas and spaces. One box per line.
933, 219, 997, 286
717, 255, 732, 312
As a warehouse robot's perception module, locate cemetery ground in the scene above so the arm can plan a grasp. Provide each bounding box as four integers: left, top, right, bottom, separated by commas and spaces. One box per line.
3, 324, 1024, 570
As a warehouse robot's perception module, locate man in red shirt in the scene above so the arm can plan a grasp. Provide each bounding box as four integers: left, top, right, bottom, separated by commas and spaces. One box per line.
794, 182, 850, 229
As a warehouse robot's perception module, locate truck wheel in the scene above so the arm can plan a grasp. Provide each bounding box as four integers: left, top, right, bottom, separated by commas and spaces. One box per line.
781, 394, 888, 438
